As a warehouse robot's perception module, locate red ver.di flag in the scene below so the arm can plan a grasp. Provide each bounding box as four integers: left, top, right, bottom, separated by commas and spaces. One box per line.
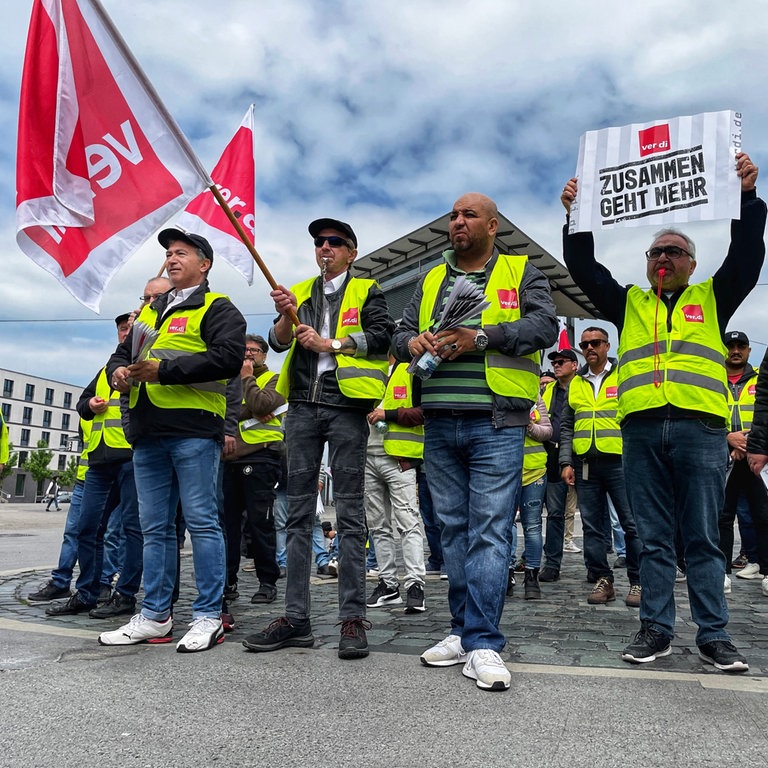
568, 110, 743, 234
15, 0, 211, 311
174, 106, 256, 284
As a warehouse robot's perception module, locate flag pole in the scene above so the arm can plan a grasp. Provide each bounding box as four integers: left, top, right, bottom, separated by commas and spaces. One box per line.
209, 184, 300, 326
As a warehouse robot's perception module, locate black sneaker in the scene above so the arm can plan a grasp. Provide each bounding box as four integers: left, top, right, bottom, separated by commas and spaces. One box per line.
367, 578, 402, 607
316, 565, 336, 579
250, 584, 278, 604
538, 567, 560, 583
404, 584, 426, 613
224, 583, 239, 601
242, 617, 314, 652
45, 593, 97, 616
622, 622, 672, 664
698, 640, 749, 673
337, 618, 372, 659
97, 584, 112, 605
89, 591, 136, 618
27, 581, 71, 603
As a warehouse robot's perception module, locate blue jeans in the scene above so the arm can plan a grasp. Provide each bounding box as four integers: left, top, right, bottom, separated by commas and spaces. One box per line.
607, 498, 626, 557
417, 470, 443, 570
50, 480, 85, 589
623, 417, 731, 645
133, 437, 224, 620
74, 461, 140, 605
516, 475, 546, 569
101, 499, 125, 586
543, 479, 568, 571
283, 403, 368, 621
575, 456, 640, 585
425, 414, 524, 652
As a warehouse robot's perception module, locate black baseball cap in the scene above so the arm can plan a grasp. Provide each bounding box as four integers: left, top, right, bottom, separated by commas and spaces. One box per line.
724, 330, 749, 346
547, 348, 578, 362
157, 228, 214, 264
308, 218, 357, 248
114, 313, 131, 326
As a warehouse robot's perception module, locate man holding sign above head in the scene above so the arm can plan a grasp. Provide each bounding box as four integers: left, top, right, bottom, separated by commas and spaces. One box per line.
561, 151, 765, 674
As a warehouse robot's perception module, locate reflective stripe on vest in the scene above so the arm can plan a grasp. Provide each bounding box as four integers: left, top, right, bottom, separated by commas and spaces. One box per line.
727, 368, 759, 431
277, 276, 389, 400
381, 363, 424, 459
88, 368, 131, 453
130, 293, 229, 419
617, 280, 729, 422
568, 372, 622, 455
418, 255, 540, 400
239, 370, 285, 445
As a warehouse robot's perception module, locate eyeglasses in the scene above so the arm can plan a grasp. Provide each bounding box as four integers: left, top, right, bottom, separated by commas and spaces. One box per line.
579, 339, 607, 350
645, 245, 692, 261
139, 293, 164, 302
245, 347, 265, 355
314, 236, 351, 249
551, 359, 572, 366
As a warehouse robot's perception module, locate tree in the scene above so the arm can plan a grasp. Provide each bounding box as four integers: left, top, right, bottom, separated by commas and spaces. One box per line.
59, 455, 79, 488
22, 440, 55, 491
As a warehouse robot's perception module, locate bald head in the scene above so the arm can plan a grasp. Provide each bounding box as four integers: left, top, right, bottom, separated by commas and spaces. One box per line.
449, 192, 499, 265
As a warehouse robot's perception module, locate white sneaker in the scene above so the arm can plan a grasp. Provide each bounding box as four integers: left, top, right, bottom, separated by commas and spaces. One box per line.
328, 558, 339, 577
563, 541, 581, 553
724, 575, 732, 594
762, 575, 768, 597
735, 562, 761, 580
176, 617, 224, 653
420, 634, 466, 667
462, 649, 511, 691
98, 613, 173, 646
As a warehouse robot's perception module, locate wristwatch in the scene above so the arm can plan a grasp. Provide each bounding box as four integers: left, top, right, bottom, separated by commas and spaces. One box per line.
474, 328, 489, 351
330, 339, 343, 353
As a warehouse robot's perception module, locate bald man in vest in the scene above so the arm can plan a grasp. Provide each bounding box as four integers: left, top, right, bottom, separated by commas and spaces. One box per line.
393, 192, 558, 691
561, 152, 765, 673
243, 217, 393, 660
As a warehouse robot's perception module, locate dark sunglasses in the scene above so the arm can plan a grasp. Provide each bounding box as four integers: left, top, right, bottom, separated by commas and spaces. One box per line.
551, 359, 572, 366
579, 339, 607, 350
645, 245, 691, 261
314, 236, 350, 248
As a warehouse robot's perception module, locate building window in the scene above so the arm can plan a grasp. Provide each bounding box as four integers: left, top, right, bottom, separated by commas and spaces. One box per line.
20, 429, 30, 447
24, 383, 35, 402
41, 431, 50, 446
22, 406, 33, 425
1, 403, 10, 421
14, 473, 26, 497
2, 379, 13, 398
58, 454, 67, 471
42, 410, 52, 428
60, 433, 69, 448
63, 392, 72, 409
62, 413, 70, 431
45, 387, 54, 405
18, 451, 28, 465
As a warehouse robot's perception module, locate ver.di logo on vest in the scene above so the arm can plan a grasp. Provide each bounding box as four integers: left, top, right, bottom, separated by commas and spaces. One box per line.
497, 288, 519, 310
341, 307, 359, 326
681, 304, 704, 323
168, 317, 189, 333
392, 386, 407, 400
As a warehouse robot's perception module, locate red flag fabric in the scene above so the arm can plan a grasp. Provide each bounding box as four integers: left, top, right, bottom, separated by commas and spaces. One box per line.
15, 0, 211, 311
174, 106, 256, 284
558, 318, 571, 350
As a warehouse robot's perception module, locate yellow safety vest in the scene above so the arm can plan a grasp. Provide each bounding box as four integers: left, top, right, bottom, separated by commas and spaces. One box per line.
0, 412, 8, 465
522, 404, 547, 485
727, 368, 759, 431
381, 363, 424, 460
568, 369, 622, 455
418, 255, 540, 401
130, 293, 228, 419
239, 370, 285, 446
617, 279, 729, 422
277, 276, 389, 400
89, 368, 131, 452
76, 419, 93, 482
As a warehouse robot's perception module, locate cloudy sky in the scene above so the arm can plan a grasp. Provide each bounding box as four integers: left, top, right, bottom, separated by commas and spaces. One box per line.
2, 0, 768, 386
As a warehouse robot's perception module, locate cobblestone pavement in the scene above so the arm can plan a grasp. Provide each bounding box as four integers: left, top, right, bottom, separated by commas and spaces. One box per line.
4, 547, 768, 677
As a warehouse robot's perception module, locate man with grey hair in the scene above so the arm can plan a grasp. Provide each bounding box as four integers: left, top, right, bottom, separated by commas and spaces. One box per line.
561, 152, 765, 673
